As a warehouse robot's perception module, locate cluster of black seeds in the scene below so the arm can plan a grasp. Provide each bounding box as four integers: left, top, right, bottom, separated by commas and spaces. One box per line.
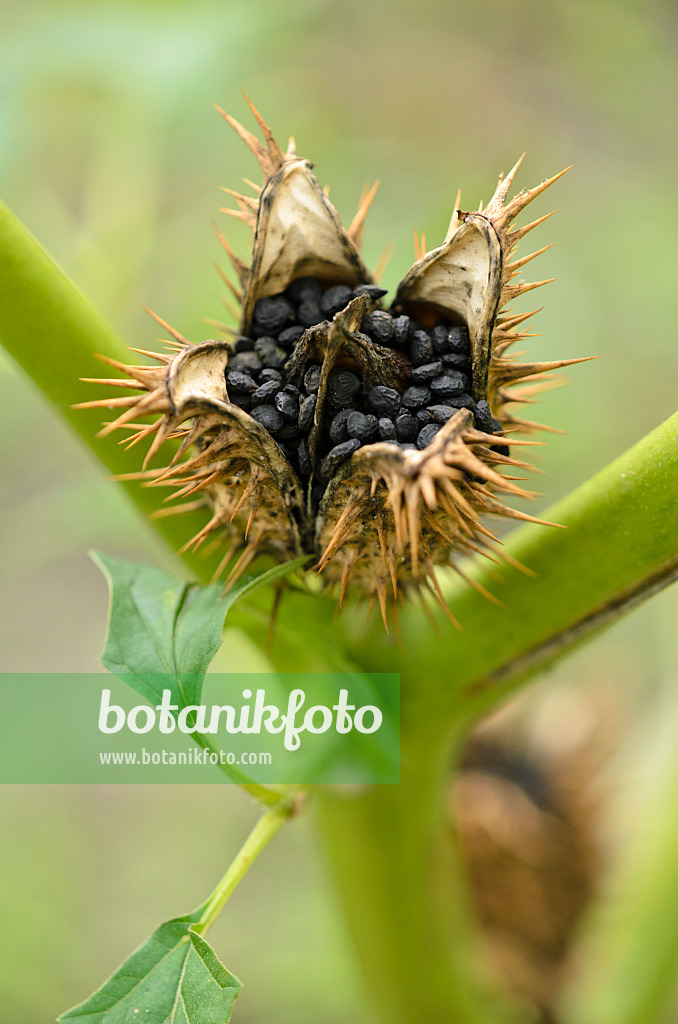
225, 277, 509, 492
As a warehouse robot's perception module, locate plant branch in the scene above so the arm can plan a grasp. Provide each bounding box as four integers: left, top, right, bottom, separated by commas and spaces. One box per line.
196, 802, 295, 935
0, 200, 221, 580
473, 550, 678, 698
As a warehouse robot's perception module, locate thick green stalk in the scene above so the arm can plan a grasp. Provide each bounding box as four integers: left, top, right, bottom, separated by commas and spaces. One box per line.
0, 201, 213, 579
317, 723, 511, 1024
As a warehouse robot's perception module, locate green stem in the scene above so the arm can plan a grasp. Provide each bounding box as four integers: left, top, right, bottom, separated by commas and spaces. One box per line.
0, 200, 219, 580
317, 723, 509, 1024
191, 729, 288, 808
196, 803, 293, 935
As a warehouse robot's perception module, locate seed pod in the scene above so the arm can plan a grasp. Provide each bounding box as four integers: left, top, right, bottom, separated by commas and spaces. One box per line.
80, 97, 588, 628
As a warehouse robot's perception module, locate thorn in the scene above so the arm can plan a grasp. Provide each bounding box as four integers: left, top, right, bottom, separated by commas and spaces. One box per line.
503, 277, 556, 301
219, 205, 256, 227
506, 244, 554, 273
451, 564, 503, 606
80, 377, 137, 389
245, 497, 258, 538
149, 500, 205, 519
507, 210, 556, 246
214, 261, 244, 303
213, 221, 249, 288
406, 485, 421, 577
373, 242, 395, 285
127, 347, 172, 363
376, 581, 389, 633
445, 188, 463, 241
211, 537, 238, 583
220, 185, 259, 212
214, 102, 280, 179
141, 305, 189, 345
241, 92, 285, 165
500, 166, 571, 225
348, 180, 380, 247
339, 559, 352, 605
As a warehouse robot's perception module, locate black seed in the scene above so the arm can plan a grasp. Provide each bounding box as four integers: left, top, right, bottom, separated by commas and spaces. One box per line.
378, 417, 396, 440
297, 299, 324, 328
368, 385, 401, 417
252, 380, 280, 405
442, 352, 471, 371
447, 325, 471, 354
298, 393, 317, 431
362, 310, 395, 345
346, 411, 378, 443
427, 404, 456, 423
320, 438, 361, 482
259, 367, 282, 383
274, 391, 298, 421
328, 369, 361, 408
234, 335, 256, 352
251, 404, 283, 433
282, 383, 301, 398
402, 384, 432, 408
286, 277, 322, 303
491, 417, 504, 433
227, 371, 257, 394
276, 421, 300, 441
253, 295, 294, 333
320, 284, 352, 317
278, 325, 305, 346
416, 409, 431, 426
410, 361, 442, 383
417, 423, 442, 449
430, 375, 464, 401
254, 336, 285, 370
297, 438, 312, 475
392, 315, 411, 346
475, 399, 493, 433
431, 324, 449, 354
303, 364, 322, 393
447, 392, 475, 410
229, 351, 263, 374
329, 409, 351, 443
230, 393, 251, 412
395, 411, 417, 442
409, 330, 434, 365
441, 368, 469, 387
351, 284, 388, 302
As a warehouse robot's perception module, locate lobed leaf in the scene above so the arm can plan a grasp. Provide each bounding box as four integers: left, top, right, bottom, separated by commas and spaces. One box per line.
57, 911, 241, 1024
92, 550, 308, 708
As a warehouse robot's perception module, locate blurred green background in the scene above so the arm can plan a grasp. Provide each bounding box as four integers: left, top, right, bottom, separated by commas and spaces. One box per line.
1, 0, 678, 1020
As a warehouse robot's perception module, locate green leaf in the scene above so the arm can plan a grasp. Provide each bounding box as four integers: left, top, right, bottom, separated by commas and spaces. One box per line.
92, 551, 308, 708
57, 911, 242, 1024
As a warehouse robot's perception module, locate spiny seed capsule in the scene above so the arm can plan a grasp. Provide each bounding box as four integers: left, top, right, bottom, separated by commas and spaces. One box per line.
80, 97, 587, 630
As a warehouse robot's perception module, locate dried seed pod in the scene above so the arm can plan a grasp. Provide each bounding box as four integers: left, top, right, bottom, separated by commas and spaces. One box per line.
80, 98, 588, 625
